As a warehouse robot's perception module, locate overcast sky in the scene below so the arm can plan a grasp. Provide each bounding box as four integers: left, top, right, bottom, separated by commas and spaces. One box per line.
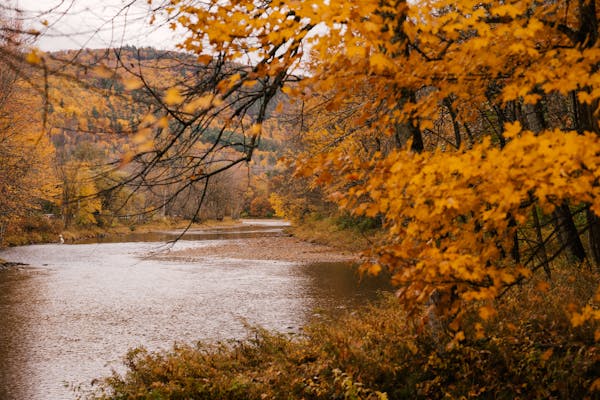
11, 0, 182, 51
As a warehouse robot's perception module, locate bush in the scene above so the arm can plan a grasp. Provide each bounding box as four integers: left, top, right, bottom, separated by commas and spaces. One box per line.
335, 214, 381, 232
90, 265, 600, 400
1, 214, 62, 246
248, 196, 275, 218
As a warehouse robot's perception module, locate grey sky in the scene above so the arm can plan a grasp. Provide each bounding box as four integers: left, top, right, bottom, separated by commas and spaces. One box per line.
11, 0, 182, 51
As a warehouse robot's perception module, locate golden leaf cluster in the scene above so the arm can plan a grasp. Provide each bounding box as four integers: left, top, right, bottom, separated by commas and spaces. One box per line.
158, 0, 600, 331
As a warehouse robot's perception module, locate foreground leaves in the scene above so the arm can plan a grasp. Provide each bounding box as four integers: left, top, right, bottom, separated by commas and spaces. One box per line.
91, 273, 600, 399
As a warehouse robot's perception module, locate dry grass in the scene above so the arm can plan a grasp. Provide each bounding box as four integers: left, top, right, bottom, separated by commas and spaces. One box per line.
89, 261, 600, 400
1, 216, 244, 247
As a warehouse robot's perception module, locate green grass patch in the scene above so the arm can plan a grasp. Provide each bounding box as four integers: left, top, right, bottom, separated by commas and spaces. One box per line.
288, 213, 382, 253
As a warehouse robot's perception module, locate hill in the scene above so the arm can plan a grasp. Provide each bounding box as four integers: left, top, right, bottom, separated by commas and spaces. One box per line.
44, 46, 290, 224
1, 45, 293, 245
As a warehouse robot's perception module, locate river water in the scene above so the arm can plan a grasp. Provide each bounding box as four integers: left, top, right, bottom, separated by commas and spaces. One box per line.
0, 220, 388, 399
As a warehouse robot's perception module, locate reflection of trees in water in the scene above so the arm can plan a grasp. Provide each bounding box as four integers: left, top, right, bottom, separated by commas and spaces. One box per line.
298, 262, 392, 314
0, 270, 41, 400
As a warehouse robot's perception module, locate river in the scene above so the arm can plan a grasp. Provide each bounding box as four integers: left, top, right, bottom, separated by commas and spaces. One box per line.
0, 220, 388, 399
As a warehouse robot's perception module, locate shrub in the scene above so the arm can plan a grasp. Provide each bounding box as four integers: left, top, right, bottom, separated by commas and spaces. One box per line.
249, 196, 275, 218
90, 264, 599, 400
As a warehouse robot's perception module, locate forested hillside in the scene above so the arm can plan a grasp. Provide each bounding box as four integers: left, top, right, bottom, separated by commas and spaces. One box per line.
1, 45, 289, 244
48, 47, 289, 222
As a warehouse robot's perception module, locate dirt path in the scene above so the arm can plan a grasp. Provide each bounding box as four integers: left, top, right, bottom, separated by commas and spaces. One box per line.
159, 235, 360, 264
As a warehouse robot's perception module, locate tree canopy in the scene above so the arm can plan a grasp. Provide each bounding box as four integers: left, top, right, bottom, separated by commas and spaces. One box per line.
146, 0, 600, 329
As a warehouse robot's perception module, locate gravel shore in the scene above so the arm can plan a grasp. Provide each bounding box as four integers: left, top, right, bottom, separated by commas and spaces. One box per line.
158, 236, 360, 264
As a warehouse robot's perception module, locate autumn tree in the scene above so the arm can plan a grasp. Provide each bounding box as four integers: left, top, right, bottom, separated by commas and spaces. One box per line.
128, 0, 600, 333
0, 10, 58, 242
292, 0, 600, 327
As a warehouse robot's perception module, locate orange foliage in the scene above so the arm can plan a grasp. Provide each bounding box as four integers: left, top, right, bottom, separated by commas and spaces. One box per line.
162, 0, 600, 332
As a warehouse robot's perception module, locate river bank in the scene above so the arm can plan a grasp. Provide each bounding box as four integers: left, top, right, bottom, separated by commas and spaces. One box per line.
0, 258, 26, 270
0, 217, 243, 247
158, 235, 359, 264
1, 218, 361, 265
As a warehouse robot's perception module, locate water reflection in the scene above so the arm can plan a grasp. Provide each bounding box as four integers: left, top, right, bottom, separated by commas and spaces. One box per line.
297, 262, 392, 314
0, 268, 43, 400
0, 222, 389, 400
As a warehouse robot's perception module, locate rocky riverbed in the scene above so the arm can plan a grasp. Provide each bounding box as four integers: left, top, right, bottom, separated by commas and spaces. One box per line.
156, 235, 360, 264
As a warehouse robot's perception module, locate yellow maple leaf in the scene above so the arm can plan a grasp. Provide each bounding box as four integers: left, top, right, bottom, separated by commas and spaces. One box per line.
124, 77, 144, 91
183, 94, 215, 113
25, 49, 42, 65
157, 117, 169, 129
164, 87, 184, 105
198, 54, 212, 65
578, 91, 594, 105
504, 121, 522, 138
281, 85, 294, 95
570, 311, 587, 327
249, 123, 262, 136
492, 4, 521, 18
369, 53, 395, 73
347, 45, 367, 58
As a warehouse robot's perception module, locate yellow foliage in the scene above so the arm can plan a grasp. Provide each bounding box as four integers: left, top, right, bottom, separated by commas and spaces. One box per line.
323, 129, 600, 311
123, 76, 144, 91
150, 0, 600, 330
164, 87, 184, 105
268, 193, 286, 218
25, 49, 42, 65
0, 72, 59, 227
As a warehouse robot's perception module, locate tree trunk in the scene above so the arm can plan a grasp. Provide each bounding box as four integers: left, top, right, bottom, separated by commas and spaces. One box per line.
410, 122, 424, 153
443, 97, 461, 148
587, 208, 600, 267
409, 92, 424, 153
532, 207, 551, 278
555, 203, 587, 263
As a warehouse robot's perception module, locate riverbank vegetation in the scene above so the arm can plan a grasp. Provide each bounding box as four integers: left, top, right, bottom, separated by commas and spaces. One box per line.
90, 262, 599, 399
0, 215, 245, 247
284, 214, 381, 253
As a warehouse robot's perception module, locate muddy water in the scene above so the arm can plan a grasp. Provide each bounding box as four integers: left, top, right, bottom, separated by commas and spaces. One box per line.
0, 220, 389, 399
